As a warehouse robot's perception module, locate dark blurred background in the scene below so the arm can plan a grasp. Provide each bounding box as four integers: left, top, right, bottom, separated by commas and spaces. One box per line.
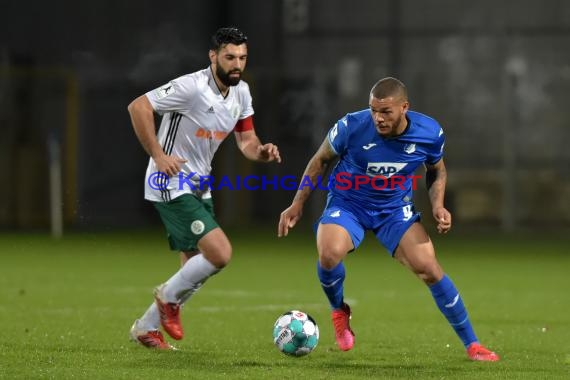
1, 0, 569, 235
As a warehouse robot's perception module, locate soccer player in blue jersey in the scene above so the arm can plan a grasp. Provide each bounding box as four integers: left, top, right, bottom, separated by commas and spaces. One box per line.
278, 77, 499, 361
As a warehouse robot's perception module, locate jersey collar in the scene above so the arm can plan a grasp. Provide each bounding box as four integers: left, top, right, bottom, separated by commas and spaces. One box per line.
208, 66, 230, 99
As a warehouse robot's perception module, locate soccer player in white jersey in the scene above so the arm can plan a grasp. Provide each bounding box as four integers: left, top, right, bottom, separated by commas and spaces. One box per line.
278, 77, 499, 361
127, 27, 281, 349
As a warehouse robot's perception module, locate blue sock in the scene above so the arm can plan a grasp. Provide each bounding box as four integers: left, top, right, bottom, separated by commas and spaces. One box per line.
317, 261, 345, 310
429, 275, 478, 348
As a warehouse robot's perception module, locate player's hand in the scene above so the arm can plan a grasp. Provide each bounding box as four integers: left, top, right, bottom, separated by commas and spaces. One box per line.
433, 207, 452, 234
278, 202, 303, 237
257, 143, 282, 163
154, 153, 187, 177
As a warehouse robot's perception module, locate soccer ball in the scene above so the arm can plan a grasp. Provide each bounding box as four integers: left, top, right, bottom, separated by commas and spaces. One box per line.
273, 310, 319, 356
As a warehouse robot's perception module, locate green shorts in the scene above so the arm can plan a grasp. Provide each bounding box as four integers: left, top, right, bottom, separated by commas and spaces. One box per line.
153, 193, 219, 252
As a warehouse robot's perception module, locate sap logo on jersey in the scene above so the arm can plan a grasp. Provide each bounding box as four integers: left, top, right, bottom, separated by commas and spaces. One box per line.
366, 162, 408, 178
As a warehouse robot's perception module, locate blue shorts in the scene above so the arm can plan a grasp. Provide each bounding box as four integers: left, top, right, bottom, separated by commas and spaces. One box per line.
315, 195, 421, 255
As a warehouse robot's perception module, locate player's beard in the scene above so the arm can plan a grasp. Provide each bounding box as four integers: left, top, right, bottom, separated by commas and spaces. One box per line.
216, 64, 242, 87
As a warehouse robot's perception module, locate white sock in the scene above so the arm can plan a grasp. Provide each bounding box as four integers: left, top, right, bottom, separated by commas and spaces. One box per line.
136, 254, 219, 331
138, 303, 160, 331
163, 253, 220, 304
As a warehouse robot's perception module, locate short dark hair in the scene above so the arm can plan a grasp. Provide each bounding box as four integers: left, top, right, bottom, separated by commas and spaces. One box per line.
370, 77, 408, 101
210, 27, 248, 51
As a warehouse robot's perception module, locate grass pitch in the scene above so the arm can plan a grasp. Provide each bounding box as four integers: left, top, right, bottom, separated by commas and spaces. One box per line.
0, 228, 569, 379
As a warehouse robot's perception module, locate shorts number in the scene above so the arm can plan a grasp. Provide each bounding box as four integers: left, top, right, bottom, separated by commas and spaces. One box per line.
402, 205, 413, 221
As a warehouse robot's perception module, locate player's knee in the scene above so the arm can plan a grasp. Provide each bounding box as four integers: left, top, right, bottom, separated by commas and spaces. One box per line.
319, 256, 337, 270
414, 262, 443, 285
317, 245, 347, 270
205, 242, 232, 269
418, 272, 438, 285
210, 250, 232, 269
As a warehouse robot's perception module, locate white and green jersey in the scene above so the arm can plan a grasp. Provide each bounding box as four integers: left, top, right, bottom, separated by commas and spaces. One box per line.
144, 67, 254, 202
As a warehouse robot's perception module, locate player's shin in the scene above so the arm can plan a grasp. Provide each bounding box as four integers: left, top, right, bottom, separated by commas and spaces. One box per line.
429, 274, 478, 347
138, 303, 160, 331
163, 253, 221, 304
317, 261, 346, 309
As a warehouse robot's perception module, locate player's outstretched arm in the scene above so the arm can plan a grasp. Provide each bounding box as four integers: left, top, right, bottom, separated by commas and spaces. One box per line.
234, 130, 281, 163
425, 159, 452, 234
278, 138, 337, 237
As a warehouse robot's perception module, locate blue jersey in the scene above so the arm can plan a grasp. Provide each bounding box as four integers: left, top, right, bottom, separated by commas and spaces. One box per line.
327, 109, 445, 210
